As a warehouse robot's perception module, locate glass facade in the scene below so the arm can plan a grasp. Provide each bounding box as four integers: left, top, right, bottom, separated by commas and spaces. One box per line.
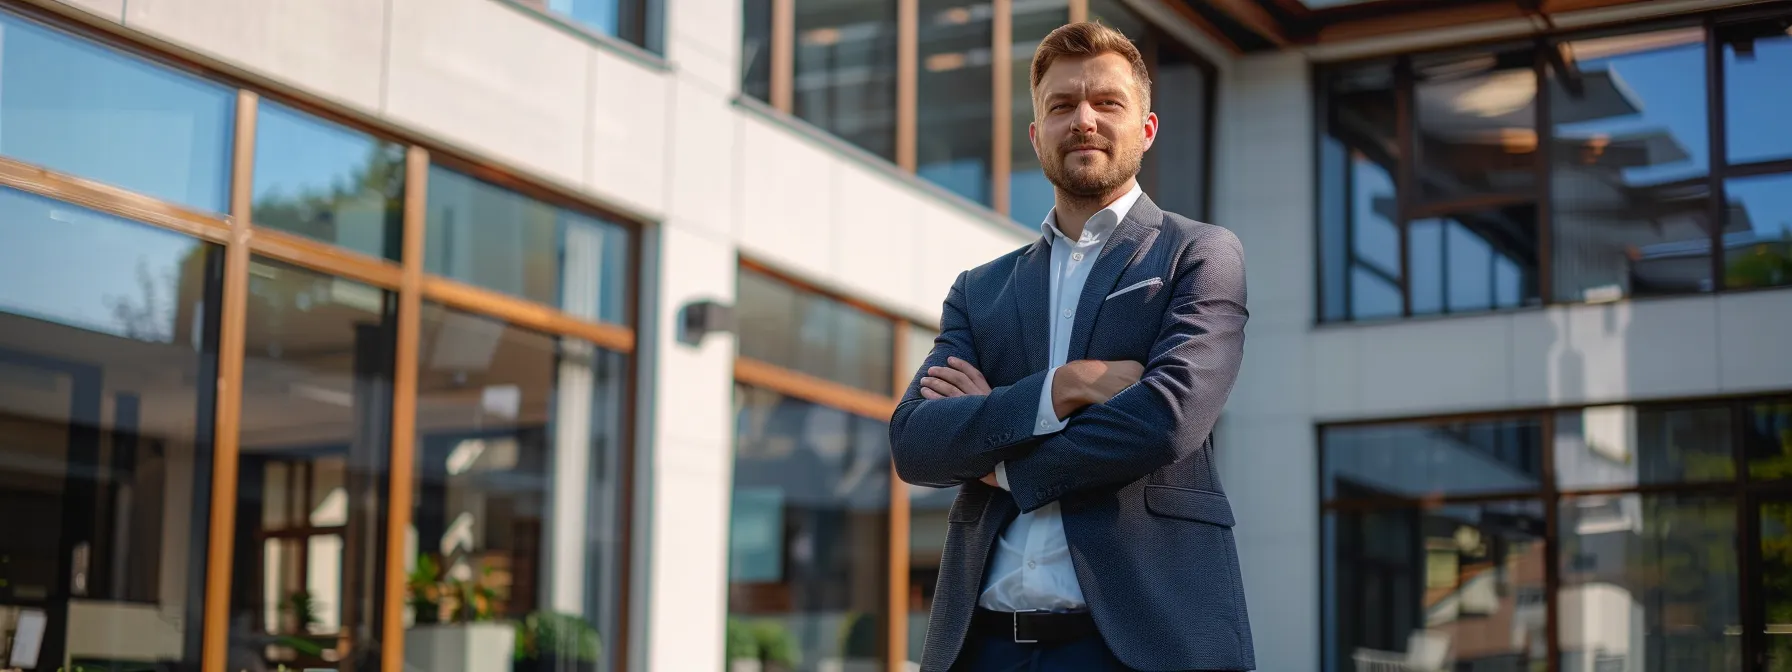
515, 0, 662, 53
0, 7, 638, 671
1318, 10, 1792, 322
1322, 396, 1792, 672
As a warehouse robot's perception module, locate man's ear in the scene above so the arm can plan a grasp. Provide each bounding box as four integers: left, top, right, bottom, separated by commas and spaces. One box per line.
1142, 112, 1158, 152
1028, 121, 1041, 157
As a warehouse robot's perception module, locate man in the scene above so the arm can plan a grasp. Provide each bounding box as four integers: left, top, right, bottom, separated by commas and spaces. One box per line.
889, 20, 1254, 672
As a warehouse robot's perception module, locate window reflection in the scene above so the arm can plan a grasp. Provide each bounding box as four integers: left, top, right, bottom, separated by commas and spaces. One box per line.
736, 268, 896, 395
1323, 417, 1545, 501
1008, 0, 1070, 226
0, 187, 219, 670
1142, 43, 1212, 221
230, 260, 394, 670
1721, 16, 1792, 166
727, 384, 890, 672
1554, 404, 1734, 491
1325, 500, 1548, 672
916, 0, 994, 205
406, 305, 629, 672
1319, 62, 1400, 322
1550, 28, 1713, 302
1744, 398, 1792, 480
1722, 173, 1792, 290
1406, 205, 1539, 315
1557, 495, 1741, 671
543, 0, 655, 51
424, 166, 632, 325
794, 0, 899, 161
0, 9, 235, 212
253, 102, 406, 260
1412, 47, 1538, 202
742, 0, 774, 103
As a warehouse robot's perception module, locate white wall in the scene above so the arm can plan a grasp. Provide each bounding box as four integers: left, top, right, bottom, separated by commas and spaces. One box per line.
48, 1, 1035, 670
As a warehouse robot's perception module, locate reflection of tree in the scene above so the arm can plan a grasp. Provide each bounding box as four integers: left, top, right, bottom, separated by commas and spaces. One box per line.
1725, 225, 1792, 289
105, 259, 177, 342
251, 144, 405, 258
1616, 497, 1740, 669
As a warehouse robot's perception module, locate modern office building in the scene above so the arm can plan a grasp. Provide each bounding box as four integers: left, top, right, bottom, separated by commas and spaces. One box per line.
0, 0, 1787, 670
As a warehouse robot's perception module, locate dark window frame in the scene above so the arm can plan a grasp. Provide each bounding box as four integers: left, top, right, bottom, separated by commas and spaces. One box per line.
1313, 3, 1792, 325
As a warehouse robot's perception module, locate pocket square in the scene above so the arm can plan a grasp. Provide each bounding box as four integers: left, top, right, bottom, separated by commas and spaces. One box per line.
1106, 277, 1163, 300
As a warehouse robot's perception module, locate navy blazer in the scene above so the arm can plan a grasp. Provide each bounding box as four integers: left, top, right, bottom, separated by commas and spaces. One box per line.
890, 194, 1255, 671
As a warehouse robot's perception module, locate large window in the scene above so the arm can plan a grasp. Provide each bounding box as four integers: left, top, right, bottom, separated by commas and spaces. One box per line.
513, 0, 662, 54
744, 0, 1216, 226
0, 5, 641, 671
1322, 395, 1792, 672
1318, 8, 1792, 323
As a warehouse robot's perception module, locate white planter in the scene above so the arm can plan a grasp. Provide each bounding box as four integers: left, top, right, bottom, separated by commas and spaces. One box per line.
729, 660, 764, 672
404, 623, 516, 672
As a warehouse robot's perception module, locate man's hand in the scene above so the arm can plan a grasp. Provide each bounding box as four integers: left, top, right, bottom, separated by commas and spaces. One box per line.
980, 472, 1000, 488
919, 357, 992, 399
1050, 360, 1145, 419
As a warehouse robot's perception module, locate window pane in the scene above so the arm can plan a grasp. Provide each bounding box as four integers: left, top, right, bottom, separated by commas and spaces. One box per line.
794, 0, 899, 161
1744, 398, 1792, 480
1323, 417, 1545, 501
728, 384, 890, 671
1722, 17, 1792, 166
1144, 44, 1211, 221
545, 0, 653, 49
1008, 0, 1071, 226
0, 10, 234, 212
1551, 28, 1713, 302
1319, 62, 1399, 322
1722, 173, 1792, 290
424, 166, 632, 324
253, 102, 406, 260
901, 322, 937, 395
1324, 500, 1547, 672
917, 0, 993, 205
408, 305, 630, 671
0, 187, 219, 668
1759, 499, 1792, 670
742, 0, 773, 102
1407, 204, 1540, 315
906, 483, 957, 667
1412, 46, 1538, 202
1557, 494, 1742, 671
229, 260, 394, 669
1554, 404, 1735, 490
736, 268, 896, 394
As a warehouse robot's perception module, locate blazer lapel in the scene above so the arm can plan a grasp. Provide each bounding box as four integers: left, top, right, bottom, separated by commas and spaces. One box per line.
1067, 195, 1162, 362
1011, 237, 1052, 374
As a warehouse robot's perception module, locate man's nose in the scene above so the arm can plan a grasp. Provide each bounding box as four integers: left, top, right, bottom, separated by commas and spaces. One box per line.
1070, 102, 1098, 133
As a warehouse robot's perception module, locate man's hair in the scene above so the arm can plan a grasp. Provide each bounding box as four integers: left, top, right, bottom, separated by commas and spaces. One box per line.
1029, 21, 1152, 114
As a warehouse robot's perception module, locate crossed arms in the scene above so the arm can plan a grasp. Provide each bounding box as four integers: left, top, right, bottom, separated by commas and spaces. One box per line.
888, 227, 1248, 513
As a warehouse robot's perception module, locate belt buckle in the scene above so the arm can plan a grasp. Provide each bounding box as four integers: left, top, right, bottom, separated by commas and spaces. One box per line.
1012, 609, 1044, 644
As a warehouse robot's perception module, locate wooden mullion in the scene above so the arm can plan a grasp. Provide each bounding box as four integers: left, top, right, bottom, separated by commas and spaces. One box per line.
735, 357, 897, 421
420, 276, 636, 352
200, 88, 258, 672
249, 227, 405, 289
770, 0, 796, 113
897, 0, 918, 172
0, 155, 230, 243
885, 321, 911, 672
1069, 0, 1087, 24
380, 145, 430, 672
993, 0, 1014, 216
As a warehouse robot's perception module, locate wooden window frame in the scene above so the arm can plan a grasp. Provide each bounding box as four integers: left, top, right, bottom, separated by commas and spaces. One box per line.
0, 5, 646, 672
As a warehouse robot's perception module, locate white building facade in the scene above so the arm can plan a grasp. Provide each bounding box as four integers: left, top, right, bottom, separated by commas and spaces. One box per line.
0, 0, 1787, 670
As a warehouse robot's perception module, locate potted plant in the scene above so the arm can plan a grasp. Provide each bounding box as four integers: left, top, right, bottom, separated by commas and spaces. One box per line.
725, 618, 799, 672
403, 553, 515, 672
512, 612, 601, 672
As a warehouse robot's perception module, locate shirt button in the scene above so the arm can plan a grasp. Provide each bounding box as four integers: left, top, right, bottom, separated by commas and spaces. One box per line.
1061, 309, 1072, 319
1027, 561, 1037, 569
1071, 252, 1084, 261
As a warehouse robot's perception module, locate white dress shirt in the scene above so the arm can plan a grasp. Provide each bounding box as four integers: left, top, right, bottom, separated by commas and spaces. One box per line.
978, 183, 1144, 612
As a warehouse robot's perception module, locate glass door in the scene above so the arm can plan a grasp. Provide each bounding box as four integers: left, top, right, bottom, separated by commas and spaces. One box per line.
1756, 495, 1792, 672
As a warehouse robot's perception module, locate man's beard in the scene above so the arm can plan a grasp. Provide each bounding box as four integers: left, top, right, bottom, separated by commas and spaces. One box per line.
1042, 134, 1143, 203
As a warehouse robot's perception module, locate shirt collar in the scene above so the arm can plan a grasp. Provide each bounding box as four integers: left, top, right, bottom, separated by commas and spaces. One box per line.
1040, 182, 1144, 245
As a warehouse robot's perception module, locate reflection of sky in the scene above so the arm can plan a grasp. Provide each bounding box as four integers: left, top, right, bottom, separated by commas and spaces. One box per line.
1726, 36, 1792, 165
252, 101, 387, 205
1726, 174, 1792, 241
1555, 39, 1708, 186
0, 188, 203, 343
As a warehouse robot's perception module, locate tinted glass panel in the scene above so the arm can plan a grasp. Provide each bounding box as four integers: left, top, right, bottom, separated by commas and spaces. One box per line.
1406, 204, 1539, 315
1744, 398, 1792, 480
1722, 17, 1792, 166
0, 187, 219, 669
736, 268, 896, 394
728, 384, 890, 671
1323, 500, 1547, 672
1008, 0, 1071, 226
407, 304, 630, 671
1557, 494, 1741, 671
1319, 62, 1400, 322
544, 0, 654, 49
916, 0, 993, 205
1554, 404, 1734, 490
252, 102, 406, 260
1143, 44, 1211, 221
1323, 417, 1545, 500
1550, 28, 1713, 302
1759, 499, 1792, 670
1412, 46, 1538, 202
741, 0, 773, 102
1722, 173, 1792, 290
424, 166, 631, 324
794, 0, 899, 161
228, 260, 393, 669
0, 11, 234, 212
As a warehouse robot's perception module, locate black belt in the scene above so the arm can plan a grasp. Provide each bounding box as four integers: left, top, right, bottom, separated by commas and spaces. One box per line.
970, 607, 1098, 644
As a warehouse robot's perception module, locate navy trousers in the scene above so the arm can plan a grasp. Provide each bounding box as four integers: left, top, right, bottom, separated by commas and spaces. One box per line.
949, 631, 1135, 672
